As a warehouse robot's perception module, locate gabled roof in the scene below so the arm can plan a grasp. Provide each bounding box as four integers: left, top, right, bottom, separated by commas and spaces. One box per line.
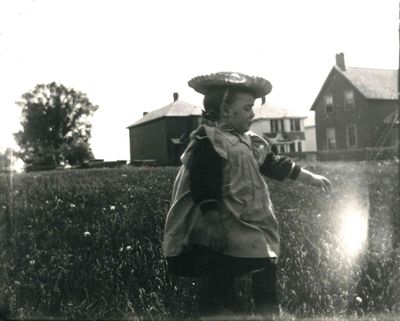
253, 102, 307, 120
128, 99, 202, 128
338, 66, 397, 100
311, 65, 397, 110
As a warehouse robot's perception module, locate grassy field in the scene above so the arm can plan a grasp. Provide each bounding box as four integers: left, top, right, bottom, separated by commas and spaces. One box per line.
0, 160, 398, 320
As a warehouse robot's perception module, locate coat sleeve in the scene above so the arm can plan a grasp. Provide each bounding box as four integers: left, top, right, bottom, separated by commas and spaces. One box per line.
259, 152, 301, 181
188, 135, 223, 213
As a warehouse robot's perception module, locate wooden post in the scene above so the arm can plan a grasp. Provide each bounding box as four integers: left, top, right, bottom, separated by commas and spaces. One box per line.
396, 2, 400, 249
397, 2, 400, 205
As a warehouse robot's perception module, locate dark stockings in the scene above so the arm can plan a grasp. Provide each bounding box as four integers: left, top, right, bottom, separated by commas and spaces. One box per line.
252, 263, 279, 316
198, 262, 279, 317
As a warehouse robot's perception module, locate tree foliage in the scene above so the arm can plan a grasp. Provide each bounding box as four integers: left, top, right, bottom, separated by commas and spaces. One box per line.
0, 149, 12, 172
14, 82, 98, 166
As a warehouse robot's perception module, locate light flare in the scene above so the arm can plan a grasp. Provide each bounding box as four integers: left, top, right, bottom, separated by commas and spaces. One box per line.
339, 204, 368, 257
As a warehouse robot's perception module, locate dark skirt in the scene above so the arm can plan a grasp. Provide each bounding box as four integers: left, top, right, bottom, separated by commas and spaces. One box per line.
166, 246, 275, 277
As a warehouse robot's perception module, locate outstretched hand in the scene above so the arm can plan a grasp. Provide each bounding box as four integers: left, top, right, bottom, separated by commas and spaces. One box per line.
297, 168, 332, 193
309, 173, 332, 193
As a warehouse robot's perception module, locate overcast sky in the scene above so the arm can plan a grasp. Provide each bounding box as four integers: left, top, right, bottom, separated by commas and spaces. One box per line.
0, 0, 398, 161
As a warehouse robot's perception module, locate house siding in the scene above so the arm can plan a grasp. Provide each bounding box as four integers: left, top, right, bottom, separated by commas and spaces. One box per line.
367, 100, 398, 147
312, 65, 398, 160
305, 125, 317, 151
129, 120, 168, 165
314, 69, 371, 151
129, 116, 201, 166
251, 119, 270, 134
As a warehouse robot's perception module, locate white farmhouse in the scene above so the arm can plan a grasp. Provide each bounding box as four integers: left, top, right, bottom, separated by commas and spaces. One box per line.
250, 103, 308, 154
304, 113, 317, 152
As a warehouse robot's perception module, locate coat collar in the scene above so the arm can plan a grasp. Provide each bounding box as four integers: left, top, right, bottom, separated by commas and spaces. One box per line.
216, 123, 252, 148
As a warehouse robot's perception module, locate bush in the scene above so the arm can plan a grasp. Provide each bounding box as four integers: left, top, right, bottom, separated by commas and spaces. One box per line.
0, 161, 398, 319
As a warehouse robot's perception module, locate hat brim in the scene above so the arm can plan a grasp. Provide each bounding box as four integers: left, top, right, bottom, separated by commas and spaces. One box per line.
188, 72, 272, 98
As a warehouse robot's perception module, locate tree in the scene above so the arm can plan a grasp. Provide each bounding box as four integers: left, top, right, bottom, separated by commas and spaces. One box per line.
14, 82, 98, 166
0, 149, 12, 172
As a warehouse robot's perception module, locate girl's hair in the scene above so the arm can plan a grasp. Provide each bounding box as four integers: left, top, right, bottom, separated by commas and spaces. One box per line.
202, 86, 253, 122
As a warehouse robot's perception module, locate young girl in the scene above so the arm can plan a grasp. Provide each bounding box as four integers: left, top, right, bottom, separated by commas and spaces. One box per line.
163, 72, 331, 319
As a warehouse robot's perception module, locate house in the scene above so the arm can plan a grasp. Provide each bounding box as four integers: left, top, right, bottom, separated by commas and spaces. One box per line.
311, 53, 398, 160
250, 103, 308, 154
250, 103, 307, 154
127, 93, 202, 166
304, 115, 317, 152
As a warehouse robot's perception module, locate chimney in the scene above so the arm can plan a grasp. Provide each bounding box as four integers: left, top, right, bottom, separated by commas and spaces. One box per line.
336, 52, 346, 71
173, 92, 179, 102
143, 112, 148, 116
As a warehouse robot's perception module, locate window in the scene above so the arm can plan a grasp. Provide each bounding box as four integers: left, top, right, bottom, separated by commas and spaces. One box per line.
279, 119, 285, 132
297, 141, 302, 152
270, 119, 284, 133
325, 95, 334, 114
290, 143, 295, 152
280, 145, 285, 153
290, 119, 300, 131
346, 125, 357, 148
326, 127, 336, 150
270, 119, 278, 133
344, 90, 355, 110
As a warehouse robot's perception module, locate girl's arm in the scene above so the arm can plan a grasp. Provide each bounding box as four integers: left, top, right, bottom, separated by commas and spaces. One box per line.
259, 152, 301, 181
296, 167, 332, 192
259, 152, 332, 192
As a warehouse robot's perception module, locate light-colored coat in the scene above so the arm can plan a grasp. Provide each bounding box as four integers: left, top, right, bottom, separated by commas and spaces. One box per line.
163, 124, 281, 259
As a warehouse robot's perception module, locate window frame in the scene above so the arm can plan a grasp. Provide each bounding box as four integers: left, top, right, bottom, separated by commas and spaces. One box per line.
279, 119, 285, 132
326, 127, 336, 150
270, 119, 285, 133
270, 119, 278, 133
344, 89, 355, 110
297, 141, 302, 152
346, 124, 357, 148
324, 94, 334, 114
290, 118, 301, 131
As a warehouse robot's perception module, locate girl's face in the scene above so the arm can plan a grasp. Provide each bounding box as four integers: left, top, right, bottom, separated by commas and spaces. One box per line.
223, 92, 256, 134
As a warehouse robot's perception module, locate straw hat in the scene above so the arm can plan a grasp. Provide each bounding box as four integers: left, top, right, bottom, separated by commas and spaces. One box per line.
188, 71, 272, 98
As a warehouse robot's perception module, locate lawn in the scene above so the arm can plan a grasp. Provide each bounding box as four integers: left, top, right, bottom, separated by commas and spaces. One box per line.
0, 160, 398, 320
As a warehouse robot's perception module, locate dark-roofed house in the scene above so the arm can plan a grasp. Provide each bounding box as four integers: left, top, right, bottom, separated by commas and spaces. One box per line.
250, 103, 307, 154
127, 93, 202, 166
310, 53, 398, 160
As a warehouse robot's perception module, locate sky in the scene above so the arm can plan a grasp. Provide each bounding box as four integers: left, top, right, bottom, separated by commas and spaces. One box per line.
0, 0, 398, 161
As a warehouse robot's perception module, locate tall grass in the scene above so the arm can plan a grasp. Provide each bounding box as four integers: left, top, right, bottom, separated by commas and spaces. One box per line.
0, 161, 398, 319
